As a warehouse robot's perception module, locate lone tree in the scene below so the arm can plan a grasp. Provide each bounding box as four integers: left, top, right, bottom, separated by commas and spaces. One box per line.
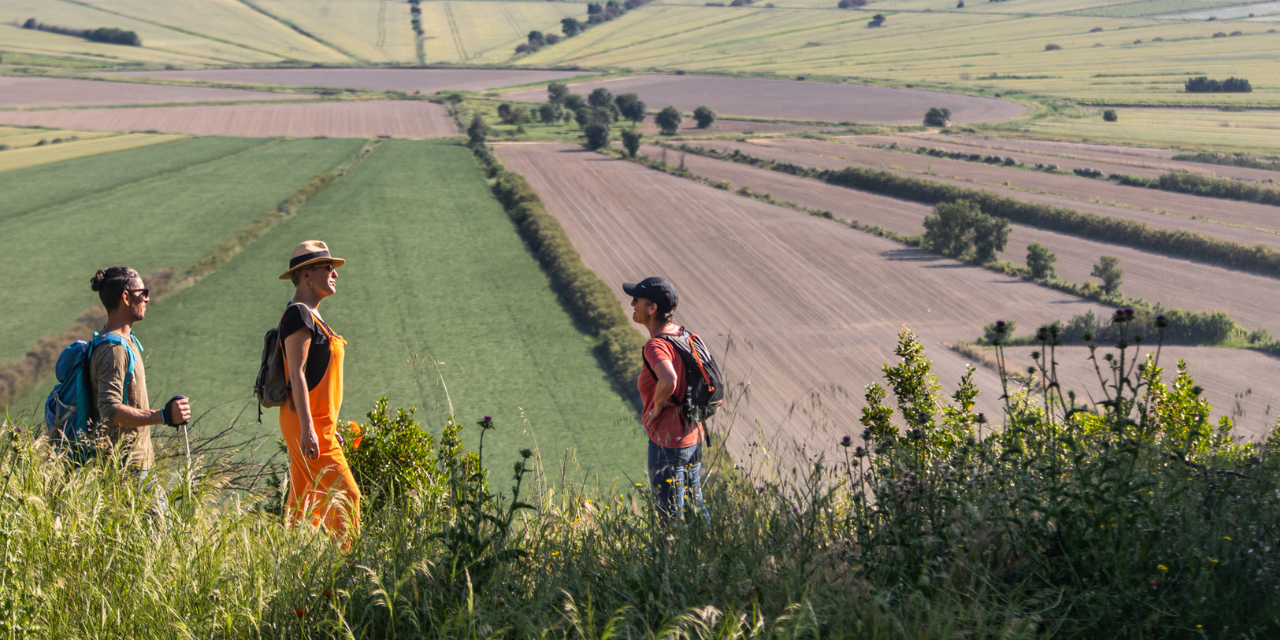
561, 17, 582, 37
693, 105, 716, 129
615, 93, 647, 124
923, 200, 1007, 262
588, 87, 614, 108
583, 123, 611, 150
655, 106, 683, 135
837, 0, 867, 7
924, 106, 951, 127
868, 13, 886, 27
538, 102, 564, 124
547, 82, 569, 103
1026, 243, 1057, 280
1092, 255, 1124, 295
467, 114, 488, 146
621, 128, 643, 157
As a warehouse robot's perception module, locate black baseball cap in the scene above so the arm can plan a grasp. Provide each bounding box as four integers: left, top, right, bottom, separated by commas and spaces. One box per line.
623, 277, 678, 312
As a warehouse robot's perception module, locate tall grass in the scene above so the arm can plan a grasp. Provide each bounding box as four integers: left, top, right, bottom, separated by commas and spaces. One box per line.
2, 317, 1279, 637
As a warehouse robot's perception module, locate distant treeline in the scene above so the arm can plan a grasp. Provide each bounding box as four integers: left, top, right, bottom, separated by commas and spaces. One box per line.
552, 0, 653, 47
471, 141, 644, 390
1174, 151, 1280, 172
678, 144, 1280, 280
21, 18, 140, 46
1185, 76, 1251, 93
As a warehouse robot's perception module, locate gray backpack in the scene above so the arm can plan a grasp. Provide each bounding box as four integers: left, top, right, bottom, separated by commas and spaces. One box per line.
253, 316, 289, 421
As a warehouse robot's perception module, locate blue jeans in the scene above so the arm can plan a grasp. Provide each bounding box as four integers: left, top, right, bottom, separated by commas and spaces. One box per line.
648, 440, 709, 524
138, 468, 168, 516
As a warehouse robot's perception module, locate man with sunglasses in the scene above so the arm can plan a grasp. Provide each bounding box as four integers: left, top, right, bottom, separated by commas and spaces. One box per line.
86, 266, 191, 475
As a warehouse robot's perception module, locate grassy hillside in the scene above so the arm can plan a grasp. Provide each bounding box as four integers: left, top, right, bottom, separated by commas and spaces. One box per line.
136, 139, 643, 478
0, 137, 365, 363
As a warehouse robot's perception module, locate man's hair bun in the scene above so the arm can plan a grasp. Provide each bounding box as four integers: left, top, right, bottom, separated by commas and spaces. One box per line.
89, 269, 108, 292
90, 266, 140, 310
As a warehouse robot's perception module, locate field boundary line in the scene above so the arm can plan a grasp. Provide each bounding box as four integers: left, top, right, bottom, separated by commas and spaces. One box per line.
0, 138, 280, 227
56, 0, 295, 62
233, 0, 367, 64
0, 140, 382, 408
444, 3, 469, 61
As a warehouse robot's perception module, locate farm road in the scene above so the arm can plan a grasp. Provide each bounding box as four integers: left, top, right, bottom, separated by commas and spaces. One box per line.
0, 77, 300, 109
642, 146, 1280, 338
695, 139, 1280, 252
0, 101, 457, 139
1002, 346, 1280, 441
102, 68, 598, 94
914, 134, 1280, 185
860, 135, 1280, 184
504, 75, 1025, 125
496, 142, 1108, 462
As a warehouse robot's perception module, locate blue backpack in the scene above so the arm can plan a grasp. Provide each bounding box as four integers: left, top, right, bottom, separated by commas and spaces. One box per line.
45, 332, 139, 464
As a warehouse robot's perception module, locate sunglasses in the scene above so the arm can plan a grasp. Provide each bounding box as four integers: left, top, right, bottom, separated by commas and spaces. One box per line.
126, 287, 150, 300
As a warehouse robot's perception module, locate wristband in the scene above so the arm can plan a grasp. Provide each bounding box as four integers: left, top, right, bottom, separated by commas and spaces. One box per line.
161, 404, 173, 426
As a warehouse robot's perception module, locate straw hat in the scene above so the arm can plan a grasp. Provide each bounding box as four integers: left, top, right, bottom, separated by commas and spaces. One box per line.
279, 240, 346, 280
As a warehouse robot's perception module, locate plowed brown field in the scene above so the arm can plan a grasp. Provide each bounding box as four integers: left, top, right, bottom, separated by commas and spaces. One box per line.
1001, 346, 1280, 440
0, 101, 456, 139
496, 142, 1110, 461
694, 139, 1280, 251
0, 77, 299, 108
641, 146, 1280, 338
504, 75, 1025, 124
102, 68, 598, 93
914, 133, 1280, 184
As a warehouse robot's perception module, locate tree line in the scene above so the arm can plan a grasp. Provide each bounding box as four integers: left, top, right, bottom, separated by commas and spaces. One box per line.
21, 18, 140, 46
1185, 76, 1252, 93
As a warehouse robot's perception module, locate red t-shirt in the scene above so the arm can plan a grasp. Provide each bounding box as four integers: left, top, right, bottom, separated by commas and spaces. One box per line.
639, 336, 700, 449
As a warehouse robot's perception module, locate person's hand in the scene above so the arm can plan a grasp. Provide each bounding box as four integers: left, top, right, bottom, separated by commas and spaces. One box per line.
300, 427, 320, 460
163, 396, 191, 427
644, 400, 670, 424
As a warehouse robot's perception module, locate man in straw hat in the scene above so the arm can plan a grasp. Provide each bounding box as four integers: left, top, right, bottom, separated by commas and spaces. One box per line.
276, 241, 360, 541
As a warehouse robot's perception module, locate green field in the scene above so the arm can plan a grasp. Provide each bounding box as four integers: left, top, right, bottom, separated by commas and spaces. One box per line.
0, 137, 364, 363
0, 132, 189, 172
130, 139, 643, 478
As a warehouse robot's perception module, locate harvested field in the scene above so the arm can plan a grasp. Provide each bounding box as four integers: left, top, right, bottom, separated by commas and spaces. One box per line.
0, 133, 188, 173
496, 142, 1108, 460
999, 346, 1280, 440
909, 133, 1280, 183
641, 146, 1280, 338
692, 138, 1280, 251
636, 119, 829, 136
0, 77, 300, 109
103, 68, 599, 94
504, 75, 1026, 125
0, 101, 457, 139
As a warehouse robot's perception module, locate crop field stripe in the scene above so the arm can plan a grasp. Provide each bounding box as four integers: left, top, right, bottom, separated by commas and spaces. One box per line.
0, 136, 269, 224
57, 0, 294, 60
133, 139, 642, 476
233, 0, 364, 63
0, 133, 189, 174
0, 138, 365, 364
444, 3, 469, 61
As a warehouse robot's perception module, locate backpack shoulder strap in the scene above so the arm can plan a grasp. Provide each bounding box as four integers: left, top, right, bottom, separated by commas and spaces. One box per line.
90, 331, 137, 395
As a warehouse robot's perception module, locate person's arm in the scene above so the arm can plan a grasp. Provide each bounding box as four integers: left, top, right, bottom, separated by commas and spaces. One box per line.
643, 357, 680, 425
94, 344, 160, 428
283, 328, 320, 460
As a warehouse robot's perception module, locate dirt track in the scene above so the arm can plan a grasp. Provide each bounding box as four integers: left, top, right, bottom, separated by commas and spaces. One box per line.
0, 77, 299, 109
0, 101, 456, 139
641, 145, 1280, 338
102, 68, 597, 93
504, 75, 1025, 125
693, 139, 1280, 251
496, 142, 1113, 461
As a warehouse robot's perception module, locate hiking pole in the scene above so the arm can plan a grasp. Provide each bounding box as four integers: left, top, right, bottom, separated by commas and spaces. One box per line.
174, 396, 191, 500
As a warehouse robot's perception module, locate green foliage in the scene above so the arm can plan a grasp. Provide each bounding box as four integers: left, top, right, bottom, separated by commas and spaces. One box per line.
560, 17, 581, 37
546, 82, 569, 104
1026, 242, 1057, 279
693, 105, 717, 129
583, 123, 611, 150
923, 106, 951, 127
21, 19, 140, 46
467, 114, 488, 146
1174, 151, 1280, 171
655, 106, 683, 135
620, 128, 643, 158
1103, 108, 1118, 122
337, 398, 440, 512
587, 87, 614, 108
614, 93, 647, 124
562, 93, 585, 111
536, 101, 563, 124
922, 199, 1007, 262
1092, 254, 1123, 294
1157, 170, 1280, 206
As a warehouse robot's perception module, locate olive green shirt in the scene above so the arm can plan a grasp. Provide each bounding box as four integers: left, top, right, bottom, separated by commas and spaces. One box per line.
87, 335, 153, 471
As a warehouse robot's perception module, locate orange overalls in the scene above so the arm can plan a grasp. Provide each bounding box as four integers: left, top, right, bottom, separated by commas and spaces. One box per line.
280, 309, 361, 541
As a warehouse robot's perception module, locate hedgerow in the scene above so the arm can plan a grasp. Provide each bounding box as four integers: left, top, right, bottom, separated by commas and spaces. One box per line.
1157, 171, 1280, 206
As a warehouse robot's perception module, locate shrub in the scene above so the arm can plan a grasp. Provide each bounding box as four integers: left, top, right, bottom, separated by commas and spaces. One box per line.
561, 17, 582, 37
587, 87, 613, 108
1092, 255, 1123, 294
1044, 43, 1061, 50
466, 114, 488, 146
956, 0, 964, 6
545, 33, 560, 45
583, 123, 611, 150
1156, 171, 1280, 206
1073, 167, 1103, 178
547, 82, 569, 103
336, 399, 440, 512
1187, 76, 1253, 93
923, 106, 951, 127
620, 128, 642, 158
837, 0, 867, 6
693, 105, 716, 129
868, 13, 886, 26
655, 105, 683, 135
1103, 108, 1118, 122
1089, 26, 1102, 32
1212, 31, 1227, 37
615, 92, 647, 124
1026, 242, 1056, 279
923, 199, 1008, 262
562, 93, 585, 111
537, 102, 563, 124
20, 19, 140, 46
